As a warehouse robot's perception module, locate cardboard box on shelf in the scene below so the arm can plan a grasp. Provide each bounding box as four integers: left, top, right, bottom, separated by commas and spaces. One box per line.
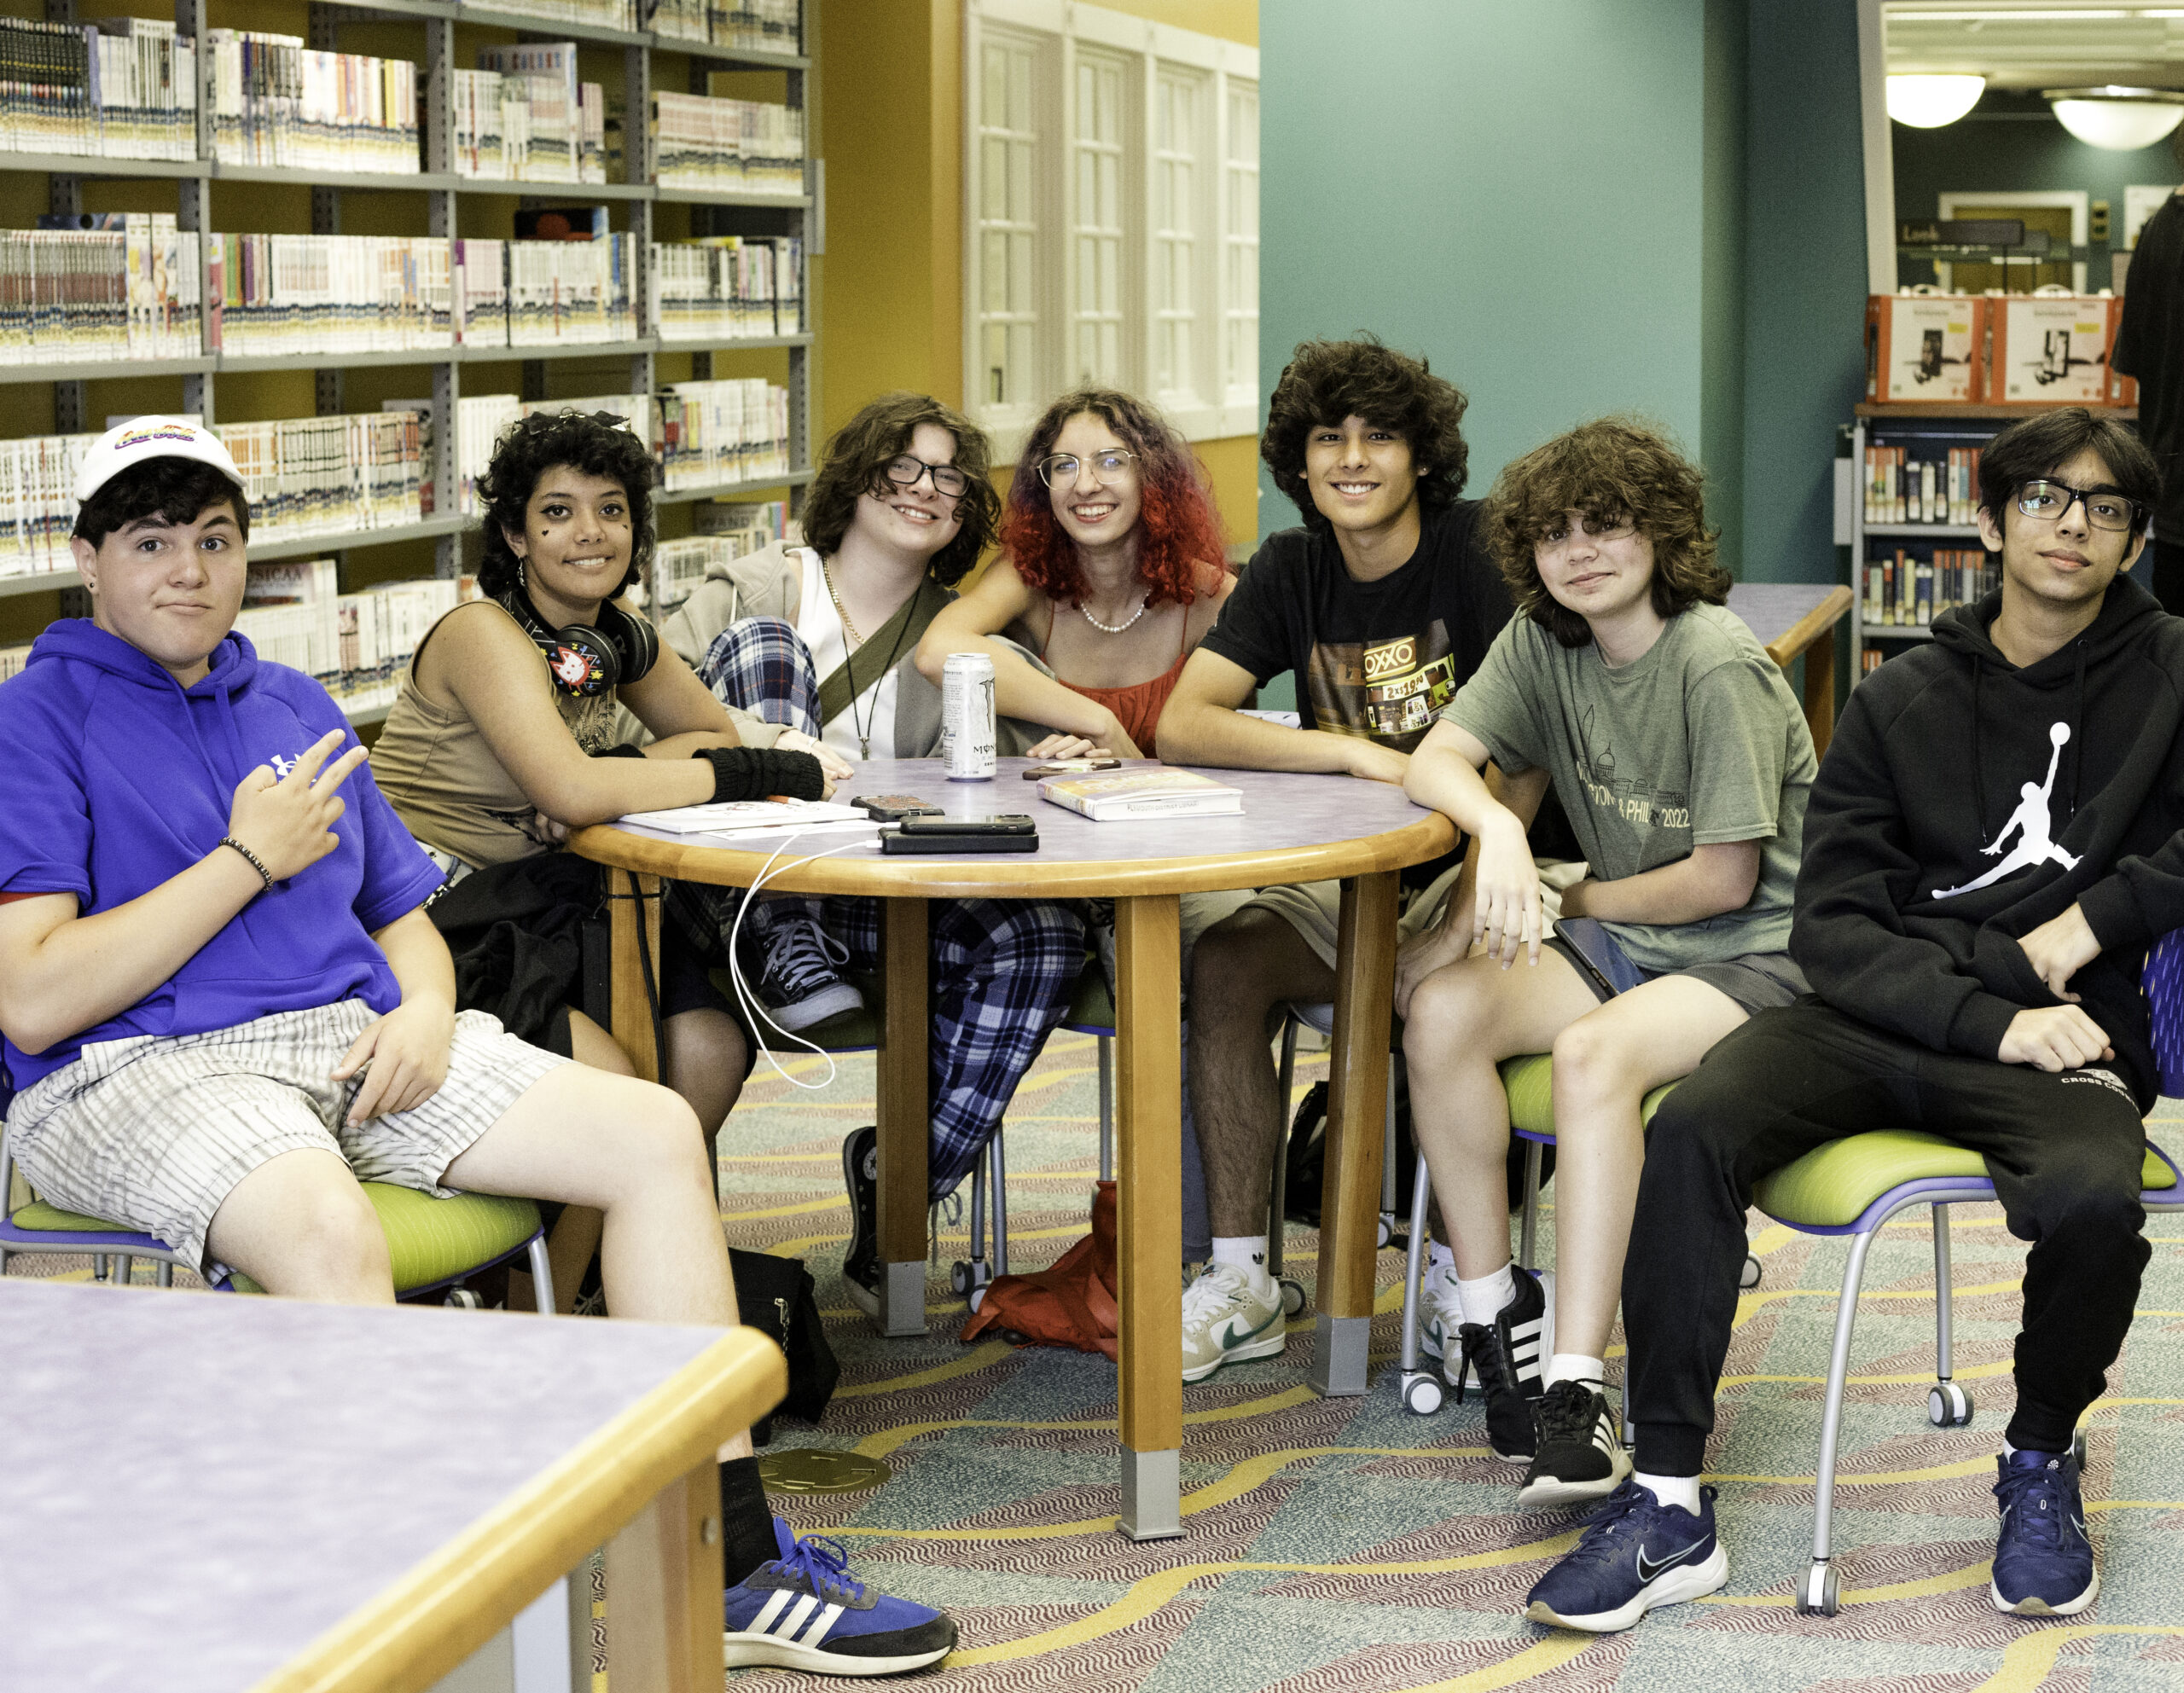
1989, 296, 2116, 406
1866, 293, 1984, 404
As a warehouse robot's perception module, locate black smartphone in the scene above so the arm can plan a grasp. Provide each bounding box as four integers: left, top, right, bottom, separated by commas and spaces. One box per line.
853, 793, 944, 821
897, 813, 1037, 836
880, 830, 1038, 855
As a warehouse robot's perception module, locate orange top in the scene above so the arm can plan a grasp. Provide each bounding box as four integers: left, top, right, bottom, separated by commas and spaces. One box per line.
1042, 605, 1191, 756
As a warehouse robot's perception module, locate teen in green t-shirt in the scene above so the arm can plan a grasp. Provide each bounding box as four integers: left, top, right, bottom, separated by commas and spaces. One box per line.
1398, 418, 1817, 1510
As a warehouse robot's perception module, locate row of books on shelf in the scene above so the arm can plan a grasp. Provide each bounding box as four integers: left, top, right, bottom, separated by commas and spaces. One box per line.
652, 0, 800, 52
1863, 444, 1984, 526
0, 16, 195, 162
1866, 292, 2137, 409
651, 92, 803, 194
0, 223, 802, 362
1862, 548, 1998, 628
648, 501, 785, 613
208, 33, 418, 175
237, 560, 468, 716
452, 60, 606, 184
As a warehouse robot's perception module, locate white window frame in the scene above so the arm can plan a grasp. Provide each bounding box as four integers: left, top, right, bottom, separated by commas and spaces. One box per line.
965, 0, 1259, 459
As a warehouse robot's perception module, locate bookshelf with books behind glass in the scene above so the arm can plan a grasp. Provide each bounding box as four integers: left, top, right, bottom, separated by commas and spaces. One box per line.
0, 0, 819, 728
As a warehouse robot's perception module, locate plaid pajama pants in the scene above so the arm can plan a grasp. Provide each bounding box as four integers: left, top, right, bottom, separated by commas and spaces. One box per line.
700, 615, 1086, 1198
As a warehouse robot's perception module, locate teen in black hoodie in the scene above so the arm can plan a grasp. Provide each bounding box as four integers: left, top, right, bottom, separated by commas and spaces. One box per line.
1525, 409, 2184, 1633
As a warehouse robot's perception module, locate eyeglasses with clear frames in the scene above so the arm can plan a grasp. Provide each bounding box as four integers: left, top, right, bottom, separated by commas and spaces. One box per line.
883, 455, 970, 499
1037, 450, 1138, 488
2014, 478, 2141, 534
1538, 514, 1638, 553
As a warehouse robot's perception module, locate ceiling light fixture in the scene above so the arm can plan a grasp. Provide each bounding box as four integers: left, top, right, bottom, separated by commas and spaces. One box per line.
1887, 73, 1988, 126
2044, 85, 2184, 149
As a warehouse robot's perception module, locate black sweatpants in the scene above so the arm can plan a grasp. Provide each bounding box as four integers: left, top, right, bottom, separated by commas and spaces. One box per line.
1625, 1000, 2152, 1476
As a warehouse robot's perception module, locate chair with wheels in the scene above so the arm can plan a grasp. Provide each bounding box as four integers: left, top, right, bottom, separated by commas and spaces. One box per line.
1266, 1000, 1400, 1322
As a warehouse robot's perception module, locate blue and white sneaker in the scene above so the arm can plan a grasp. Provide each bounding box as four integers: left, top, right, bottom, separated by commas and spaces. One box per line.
723, 1519, 957, 1675
1991, 1448, 2100, 1615
1525, 1480, 1728, 1632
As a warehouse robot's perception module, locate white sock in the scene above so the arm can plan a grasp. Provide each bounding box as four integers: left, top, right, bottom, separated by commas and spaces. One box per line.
1457, 1262, 1516, 1326
1635, 1471, 1700, 1513
1426, 1240, 1455, 1273
1210, 1235, 1271, 1288
1547, 1354, 1606, 1391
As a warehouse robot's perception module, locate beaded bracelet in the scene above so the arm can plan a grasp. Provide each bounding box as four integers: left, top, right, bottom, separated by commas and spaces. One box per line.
219, 835, 275, 890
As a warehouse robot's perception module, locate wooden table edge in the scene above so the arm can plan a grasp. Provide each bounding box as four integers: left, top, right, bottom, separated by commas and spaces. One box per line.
252, 1327, 787, 1693
1762, 583, 1853, 669
568, 814, 1458, 899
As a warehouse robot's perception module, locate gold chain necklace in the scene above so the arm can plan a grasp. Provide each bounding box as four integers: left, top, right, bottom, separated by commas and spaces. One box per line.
822, 558, 863, 647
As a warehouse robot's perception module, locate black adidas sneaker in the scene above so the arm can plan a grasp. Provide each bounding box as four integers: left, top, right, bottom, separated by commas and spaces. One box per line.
1519, 1377, 1632, 1509
1454, 1266, 1554, 1460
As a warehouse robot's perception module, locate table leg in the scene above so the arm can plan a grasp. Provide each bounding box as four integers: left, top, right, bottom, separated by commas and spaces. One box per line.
606, 867, 663, 1084
1115, 892, 1182, 1540
1312, 872, 1399, 1398
602, 1462, 723, 1693
1803, 636, 1838, 758
873, 897, 930, 1336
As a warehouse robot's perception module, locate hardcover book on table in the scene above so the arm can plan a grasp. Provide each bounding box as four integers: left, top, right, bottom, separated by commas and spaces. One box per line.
1037, 769, 1245, 820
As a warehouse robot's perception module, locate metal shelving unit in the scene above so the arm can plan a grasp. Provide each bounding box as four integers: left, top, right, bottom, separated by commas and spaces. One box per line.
1, 0, 816, 609
1850, 408, 1998, 670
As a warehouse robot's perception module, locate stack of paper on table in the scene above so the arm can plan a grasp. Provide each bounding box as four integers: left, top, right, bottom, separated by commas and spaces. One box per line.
616, 799, 874, 834
1036, 769, 1244, 820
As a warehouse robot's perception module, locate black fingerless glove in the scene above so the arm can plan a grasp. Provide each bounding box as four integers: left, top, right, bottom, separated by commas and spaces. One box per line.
694, 745, 826, 803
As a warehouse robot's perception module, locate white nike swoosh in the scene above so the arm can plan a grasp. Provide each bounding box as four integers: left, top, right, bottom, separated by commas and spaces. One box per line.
1635, 1540, 1701, 1584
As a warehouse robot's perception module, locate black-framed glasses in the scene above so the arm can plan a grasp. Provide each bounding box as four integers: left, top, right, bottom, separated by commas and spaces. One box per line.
1037, 449, 1138, 488
1538, 513, 1638, 553
883, 455, 970, 499
2015, 478, 2141, 533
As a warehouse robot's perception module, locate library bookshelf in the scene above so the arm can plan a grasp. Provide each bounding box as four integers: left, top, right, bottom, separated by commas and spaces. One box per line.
0, 0, 819, 729
1845, 401, 2136, 681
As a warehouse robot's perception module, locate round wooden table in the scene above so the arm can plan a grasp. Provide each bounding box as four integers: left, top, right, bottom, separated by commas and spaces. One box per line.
572, 757, 1456, 1541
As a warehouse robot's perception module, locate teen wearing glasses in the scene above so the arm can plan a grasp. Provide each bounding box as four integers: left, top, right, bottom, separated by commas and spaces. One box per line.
1526, 408, 2184, 1633
662, 392, 1086, 1313
914, 387, 1234, 759
1397, 419, 1813, 1516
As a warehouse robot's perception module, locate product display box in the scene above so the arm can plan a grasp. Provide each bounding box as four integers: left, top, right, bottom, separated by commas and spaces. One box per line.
1866, 293, 1984, 404
1987, 295, 2117, 407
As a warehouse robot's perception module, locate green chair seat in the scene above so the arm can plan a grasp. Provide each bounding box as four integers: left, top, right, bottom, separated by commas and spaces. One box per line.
1065, 965, 1114, 1030
1497, 1053, 1676, 1141
17, 1183, 541, 1296
1753, 1128, 2177, 1229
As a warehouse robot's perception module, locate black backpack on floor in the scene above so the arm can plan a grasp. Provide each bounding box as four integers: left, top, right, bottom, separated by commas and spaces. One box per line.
1281, 1071, 1551, 1232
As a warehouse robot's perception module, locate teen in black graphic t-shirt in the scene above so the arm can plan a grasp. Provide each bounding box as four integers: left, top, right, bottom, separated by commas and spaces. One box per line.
1159, 336, 1567, 1387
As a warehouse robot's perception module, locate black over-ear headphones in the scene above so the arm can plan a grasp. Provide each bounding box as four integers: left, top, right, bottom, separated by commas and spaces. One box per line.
500, 585, 658, 698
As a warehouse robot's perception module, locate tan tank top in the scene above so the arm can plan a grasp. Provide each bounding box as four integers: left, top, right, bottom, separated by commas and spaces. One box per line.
370, 605, 621, 869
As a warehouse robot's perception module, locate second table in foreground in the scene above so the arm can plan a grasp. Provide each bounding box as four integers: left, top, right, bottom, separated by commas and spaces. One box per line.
573, 761, 1456, 1541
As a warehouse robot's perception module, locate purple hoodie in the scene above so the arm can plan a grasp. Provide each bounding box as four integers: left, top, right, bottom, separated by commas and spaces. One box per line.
0, 618, 443, 1095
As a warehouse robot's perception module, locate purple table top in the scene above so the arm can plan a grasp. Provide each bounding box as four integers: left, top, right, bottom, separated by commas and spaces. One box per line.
0, 1278, 729, 1693
589, 758, 1457, 897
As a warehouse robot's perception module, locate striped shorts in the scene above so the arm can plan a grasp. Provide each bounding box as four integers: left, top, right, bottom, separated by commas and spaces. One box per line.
3, 1000, 566, 1280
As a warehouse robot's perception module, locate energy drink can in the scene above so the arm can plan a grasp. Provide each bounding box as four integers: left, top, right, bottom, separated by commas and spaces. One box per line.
941, 652, 997, 780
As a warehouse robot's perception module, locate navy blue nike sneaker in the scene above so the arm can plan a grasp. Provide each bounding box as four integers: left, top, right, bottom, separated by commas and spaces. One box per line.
1525, 1480, 1728, 1632
723, 1519, 957, 1674
1991, 1448, 2099, 1615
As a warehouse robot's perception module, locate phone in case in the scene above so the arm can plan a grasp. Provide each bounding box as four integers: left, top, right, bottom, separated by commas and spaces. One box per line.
897, 813, 1037, 836
853, 794, 944, 821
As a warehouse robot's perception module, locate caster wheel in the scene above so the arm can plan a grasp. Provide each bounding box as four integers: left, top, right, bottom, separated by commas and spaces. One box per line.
1794, 1561, 1840, 1616
967, 1285, 987, 1314
1740, 1253, 1763, 1290
1377, 1213, 1395, 1249
2072, 1427, 2089, 1470
1278, 1277, 1307, 1318
1402, 1373, 1443, 1416
950, 1261, 970, 1295
444, 1287, 484, 1310
1928, 1382, 1974, 1428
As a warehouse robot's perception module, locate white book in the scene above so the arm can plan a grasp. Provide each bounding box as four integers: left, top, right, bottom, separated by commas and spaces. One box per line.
1037, 769, 1245, 821
617, 799, 874, 835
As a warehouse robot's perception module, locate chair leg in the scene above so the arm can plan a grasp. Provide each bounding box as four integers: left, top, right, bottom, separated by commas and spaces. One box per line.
951, 1145, 994, 1304
1267, 1017, 1298, 1279
1379, 1062, 1399, 1248
156, 1261, 173, 1289
1518, 1140, 1545, 1273
527, 1232, 557, 1315
991, 1129, 1009, 1279
1097, 1033, 1114, 1184
1397, 1152, 1443, 1414
1799, 1226, 1880, 1616
91, 1252, 108, 1284
114, 1254, 133, 1287
1927, 1202, 1972, 1427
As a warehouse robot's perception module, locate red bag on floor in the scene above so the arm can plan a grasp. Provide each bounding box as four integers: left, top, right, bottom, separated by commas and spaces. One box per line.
959, 1180, 1118, 1359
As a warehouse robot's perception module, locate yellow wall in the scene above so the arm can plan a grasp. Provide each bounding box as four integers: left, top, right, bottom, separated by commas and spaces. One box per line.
816, 0, 1258, 554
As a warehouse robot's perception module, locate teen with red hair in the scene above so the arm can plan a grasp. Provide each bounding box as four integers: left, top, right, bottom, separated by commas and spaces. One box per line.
915, 387, 1232, 758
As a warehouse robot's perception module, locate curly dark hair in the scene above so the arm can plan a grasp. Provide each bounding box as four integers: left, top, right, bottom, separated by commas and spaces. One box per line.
1485, 417, 1730, 650
1002, 387, 1228, 611
1261, 336, 1470, 528
801, 392, 999, 587
474, 409, 656, 601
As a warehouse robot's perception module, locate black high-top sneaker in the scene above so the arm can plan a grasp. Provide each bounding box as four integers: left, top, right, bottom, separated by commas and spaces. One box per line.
1453, 1267, 1554, 1460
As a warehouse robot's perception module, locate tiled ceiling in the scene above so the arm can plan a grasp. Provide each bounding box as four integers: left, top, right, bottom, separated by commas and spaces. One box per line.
1887, 2, 2184, 89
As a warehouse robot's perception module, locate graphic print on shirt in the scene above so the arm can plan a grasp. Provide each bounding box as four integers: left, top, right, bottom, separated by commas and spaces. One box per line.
1303, 620, 1455, 752
1933, 721, 2082, 899
1575, 706, 1691, 832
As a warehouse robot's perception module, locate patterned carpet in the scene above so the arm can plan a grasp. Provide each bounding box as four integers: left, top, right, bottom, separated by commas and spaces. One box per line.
718, 1030, 2184, 1692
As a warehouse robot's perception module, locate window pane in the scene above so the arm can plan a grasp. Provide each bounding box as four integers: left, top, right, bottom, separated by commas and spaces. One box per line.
1011, 233, 1035, 312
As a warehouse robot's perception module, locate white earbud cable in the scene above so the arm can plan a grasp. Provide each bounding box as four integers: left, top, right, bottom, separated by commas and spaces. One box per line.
722, 827, 886, 1091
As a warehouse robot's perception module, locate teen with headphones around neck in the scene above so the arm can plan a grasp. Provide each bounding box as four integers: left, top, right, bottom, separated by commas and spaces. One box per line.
371, 410, 826, 1309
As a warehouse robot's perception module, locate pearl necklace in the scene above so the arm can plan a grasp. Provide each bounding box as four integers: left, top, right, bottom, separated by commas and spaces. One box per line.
1080, 592, 1150, 635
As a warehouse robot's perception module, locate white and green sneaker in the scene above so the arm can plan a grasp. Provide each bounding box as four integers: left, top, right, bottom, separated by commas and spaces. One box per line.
1180, 1263, 1286, 1382
1420, 1258, 1463, 1363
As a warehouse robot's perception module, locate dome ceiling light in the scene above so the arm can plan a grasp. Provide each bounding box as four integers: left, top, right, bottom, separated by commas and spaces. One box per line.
2044, 85, 2184, 149
1888, 73, 1988, 127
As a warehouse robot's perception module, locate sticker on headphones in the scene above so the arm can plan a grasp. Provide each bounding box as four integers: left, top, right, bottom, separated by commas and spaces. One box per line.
548, 639, 612, 695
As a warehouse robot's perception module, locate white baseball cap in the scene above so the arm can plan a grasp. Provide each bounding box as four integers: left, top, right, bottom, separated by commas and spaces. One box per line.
73, 415, 246, 505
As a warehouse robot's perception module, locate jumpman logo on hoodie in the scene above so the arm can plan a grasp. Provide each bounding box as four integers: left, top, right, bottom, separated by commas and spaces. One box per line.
1932, 721, 2082, 900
